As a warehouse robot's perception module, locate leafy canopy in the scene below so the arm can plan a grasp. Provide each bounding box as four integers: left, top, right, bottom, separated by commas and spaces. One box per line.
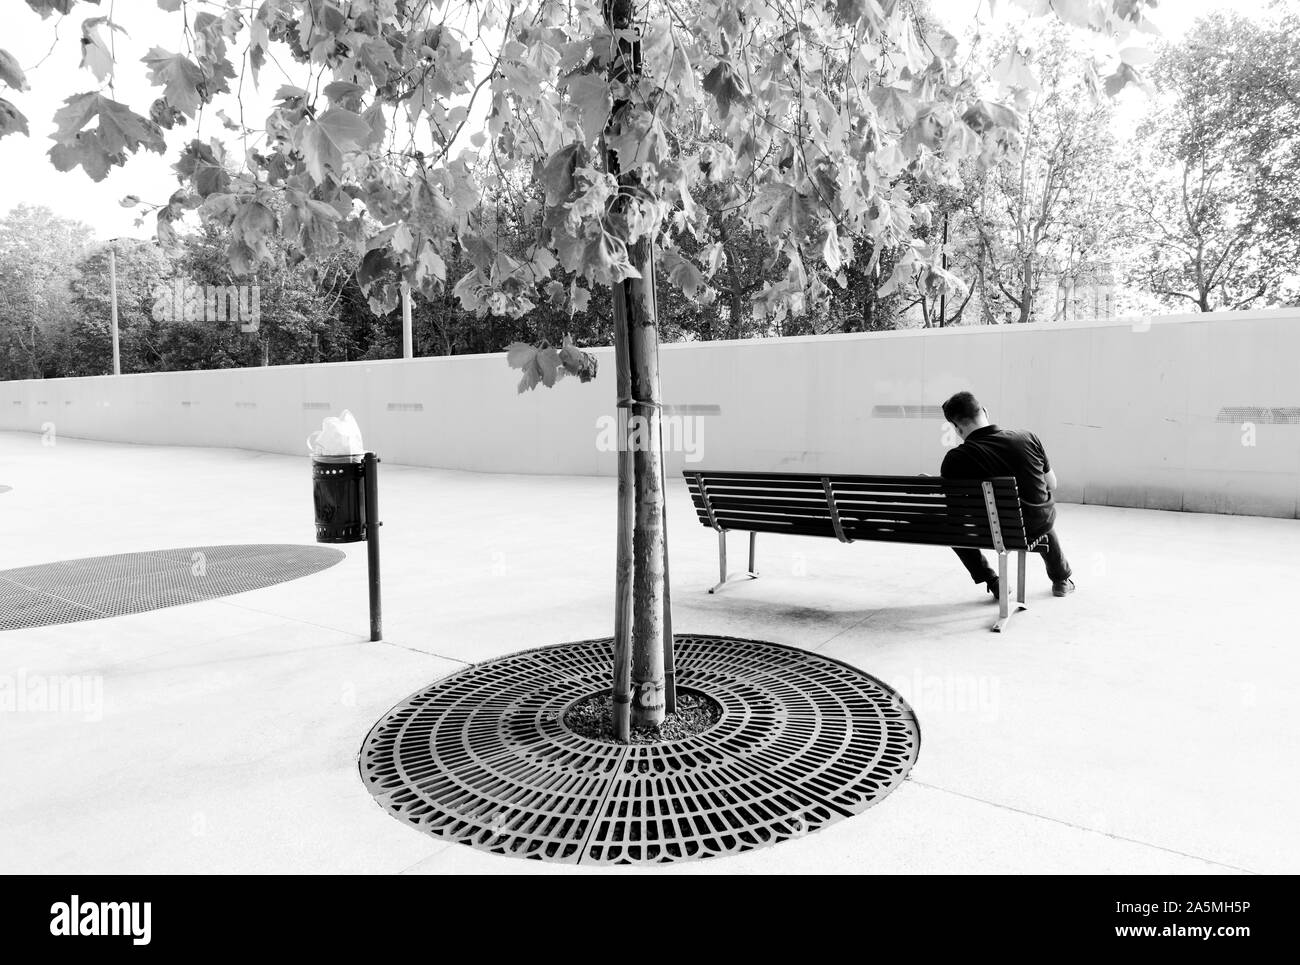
5, 0, 1157, 341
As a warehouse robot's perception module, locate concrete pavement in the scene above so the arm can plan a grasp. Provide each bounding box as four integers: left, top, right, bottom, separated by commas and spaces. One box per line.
1, 431, 1295, 873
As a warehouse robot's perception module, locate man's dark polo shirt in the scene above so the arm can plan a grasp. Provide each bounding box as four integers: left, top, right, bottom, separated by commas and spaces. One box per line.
940, 424, 1057, 536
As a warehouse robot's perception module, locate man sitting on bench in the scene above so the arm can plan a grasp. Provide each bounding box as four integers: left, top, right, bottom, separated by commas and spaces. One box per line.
940, 391, 1075, 600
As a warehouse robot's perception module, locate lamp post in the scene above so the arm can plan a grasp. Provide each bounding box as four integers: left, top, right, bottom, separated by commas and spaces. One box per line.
108, 244, 121, 375
400, 280, 413, 359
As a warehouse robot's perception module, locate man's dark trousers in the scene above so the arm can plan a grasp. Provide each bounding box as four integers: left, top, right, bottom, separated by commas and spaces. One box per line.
954, 529, 1071, 586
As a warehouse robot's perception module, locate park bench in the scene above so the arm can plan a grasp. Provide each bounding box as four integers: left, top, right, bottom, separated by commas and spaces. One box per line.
684, 470, 1049, 632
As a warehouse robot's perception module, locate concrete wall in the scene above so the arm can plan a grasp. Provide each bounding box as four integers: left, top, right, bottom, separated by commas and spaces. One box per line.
3, 309, 1299, 517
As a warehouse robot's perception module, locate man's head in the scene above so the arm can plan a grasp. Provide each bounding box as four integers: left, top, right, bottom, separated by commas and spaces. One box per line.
942, 391, 990, 440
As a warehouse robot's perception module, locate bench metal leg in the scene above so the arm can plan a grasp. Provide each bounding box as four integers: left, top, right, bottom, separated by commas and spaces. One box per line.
708, 530, 760, 594
991, 550, 1029, 632
1016, 550, 1027, 605
710, 531, 727, 593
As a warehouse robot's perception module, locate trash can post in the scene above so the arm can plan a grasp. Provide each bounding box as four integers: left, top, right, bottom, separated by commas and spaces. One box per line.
364, 451, 382, 642
311, 449, 381, 642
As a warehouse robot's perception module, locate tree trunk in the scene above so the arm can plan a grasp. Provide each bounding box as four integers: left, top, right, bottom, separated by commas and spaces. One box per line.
605, 0, 667, 729
1019, 253, 1034, 324
611, 291, 634, 743
623, 244, 666, 728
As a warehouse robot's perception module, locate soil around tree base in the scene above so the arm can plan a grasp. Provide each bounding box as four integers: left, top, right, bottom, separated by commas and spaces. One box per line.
563, 688, 722, 744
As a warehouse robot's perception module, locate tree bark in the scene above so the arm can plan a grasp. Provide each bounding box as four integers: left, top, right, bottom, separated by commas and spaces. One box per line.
611, 289, 634, 743
605, 0, 666, 729
624, 244, 666, 727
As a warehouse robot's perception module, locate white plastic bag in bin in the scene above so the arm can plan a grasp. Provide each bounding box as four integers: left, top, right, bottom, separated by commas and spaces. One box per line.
307, 409, 365, 459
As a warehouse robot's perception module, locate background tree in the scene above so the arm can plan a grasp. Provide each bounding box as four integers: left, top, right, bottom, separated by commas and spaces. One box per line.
1117, 8, 1300, 311
66, 240, 174, 375
960, 22, 1124, 325
0, 205, 94, 378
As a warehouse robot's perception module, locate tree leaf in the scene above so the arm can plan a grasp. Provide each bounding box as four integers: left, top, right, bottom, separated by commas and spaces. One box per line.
702, 60, 749, 119
537, 346, 564, 387
25, 1, 85, 18
660, 248, 704, 299
80, 17, 127, 83
569, 281, 591, 315
142, 48, 206, 117
821, 222, 843, 272
229, 199, 277, 272
990, 48, 1041, 92
48, 92, 165, 181
174, 139, 230, 197
870, 85, 920, 128
877, 257, 912, 297
296, 108, 375, 184
505, 341, 544, 392
558, 335, 598, 382
540, 142, 586, 205
283, 195, 340, 254
0, 98, 28, 139
752, 181, 815, 240
563, 71, 611, 146
0, 49, 29, 92
1118, 46, 1155, 67
416, 243, 446, 286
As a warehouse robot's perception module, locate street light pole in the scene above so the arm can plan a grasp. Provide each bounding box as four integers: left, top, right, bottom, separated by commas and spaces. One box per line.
939, 213, 949, 328
109, 245, 121, 375
400, 280, 413, 359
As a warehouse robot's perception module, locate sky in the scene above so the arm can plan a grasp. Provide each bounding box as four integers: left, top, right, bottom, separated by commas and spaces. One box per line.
0, 0, 1277, 242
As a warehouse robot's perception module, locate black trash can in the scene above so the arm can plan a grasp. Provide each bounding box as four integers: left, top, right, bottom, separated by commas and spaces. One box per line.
313, 455, 366, 543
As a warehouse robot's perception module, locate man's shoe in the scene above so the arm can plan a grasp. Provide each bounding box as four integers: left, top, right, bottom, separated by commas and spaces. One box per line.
985, 577, 1000, 601
1052, 578, 1075, 597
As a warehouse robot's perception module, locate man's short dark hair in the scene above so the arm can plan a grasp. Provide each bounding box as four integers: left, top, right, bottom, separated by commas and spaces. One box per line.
942, 391, 982, 424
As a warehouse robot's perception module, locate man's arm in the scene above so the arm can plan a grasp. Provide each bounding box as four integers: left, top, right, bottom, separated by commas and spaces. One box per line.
1032, 433, 1057, 491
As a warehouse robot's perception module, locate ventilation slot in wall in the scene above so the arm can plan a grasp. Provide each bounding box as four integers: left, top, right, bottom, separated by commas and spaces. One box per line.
386, 402, 424, 412
871, 404, 943, 419
1216, 407, 1300, 425
663, 404, 722, 416
302, 402, 331, 411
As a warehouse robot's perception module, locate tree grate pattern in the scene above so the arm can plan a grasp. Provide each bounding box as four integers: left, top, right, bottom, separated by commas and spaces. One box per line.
0, 544, 344, 631
360, 635, 920, 865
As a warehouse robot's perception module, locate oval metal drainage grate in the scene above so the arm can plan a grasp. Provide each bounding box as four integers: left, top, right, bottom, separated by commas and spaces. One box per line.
0, 544, 344, 630
360, 635, 920, 865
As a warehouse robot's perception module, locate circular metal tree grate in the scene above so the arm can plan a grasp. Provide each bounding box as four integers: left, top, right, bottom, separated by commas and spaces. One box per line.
0, 544, 344, 631
360, 635, 920, 865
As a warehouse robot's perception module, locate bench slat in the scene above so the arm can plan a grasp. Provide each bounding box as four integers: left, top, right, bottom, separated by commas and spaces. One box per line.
693, 509, 1030, 549
703, 508, 996, 537
694, 469, 1004, 486
692, 484, 1018, 509
691, 494, 1013, 525
703, 520, 1006, 549
689, 473, 997, 492
695, 499, 961, 521
686, 471, 1031, 548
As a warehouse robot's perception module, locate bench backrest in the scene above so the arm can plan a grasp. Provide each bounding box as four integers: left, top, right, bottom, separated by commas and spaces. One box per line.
684, 470, 1032, 551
